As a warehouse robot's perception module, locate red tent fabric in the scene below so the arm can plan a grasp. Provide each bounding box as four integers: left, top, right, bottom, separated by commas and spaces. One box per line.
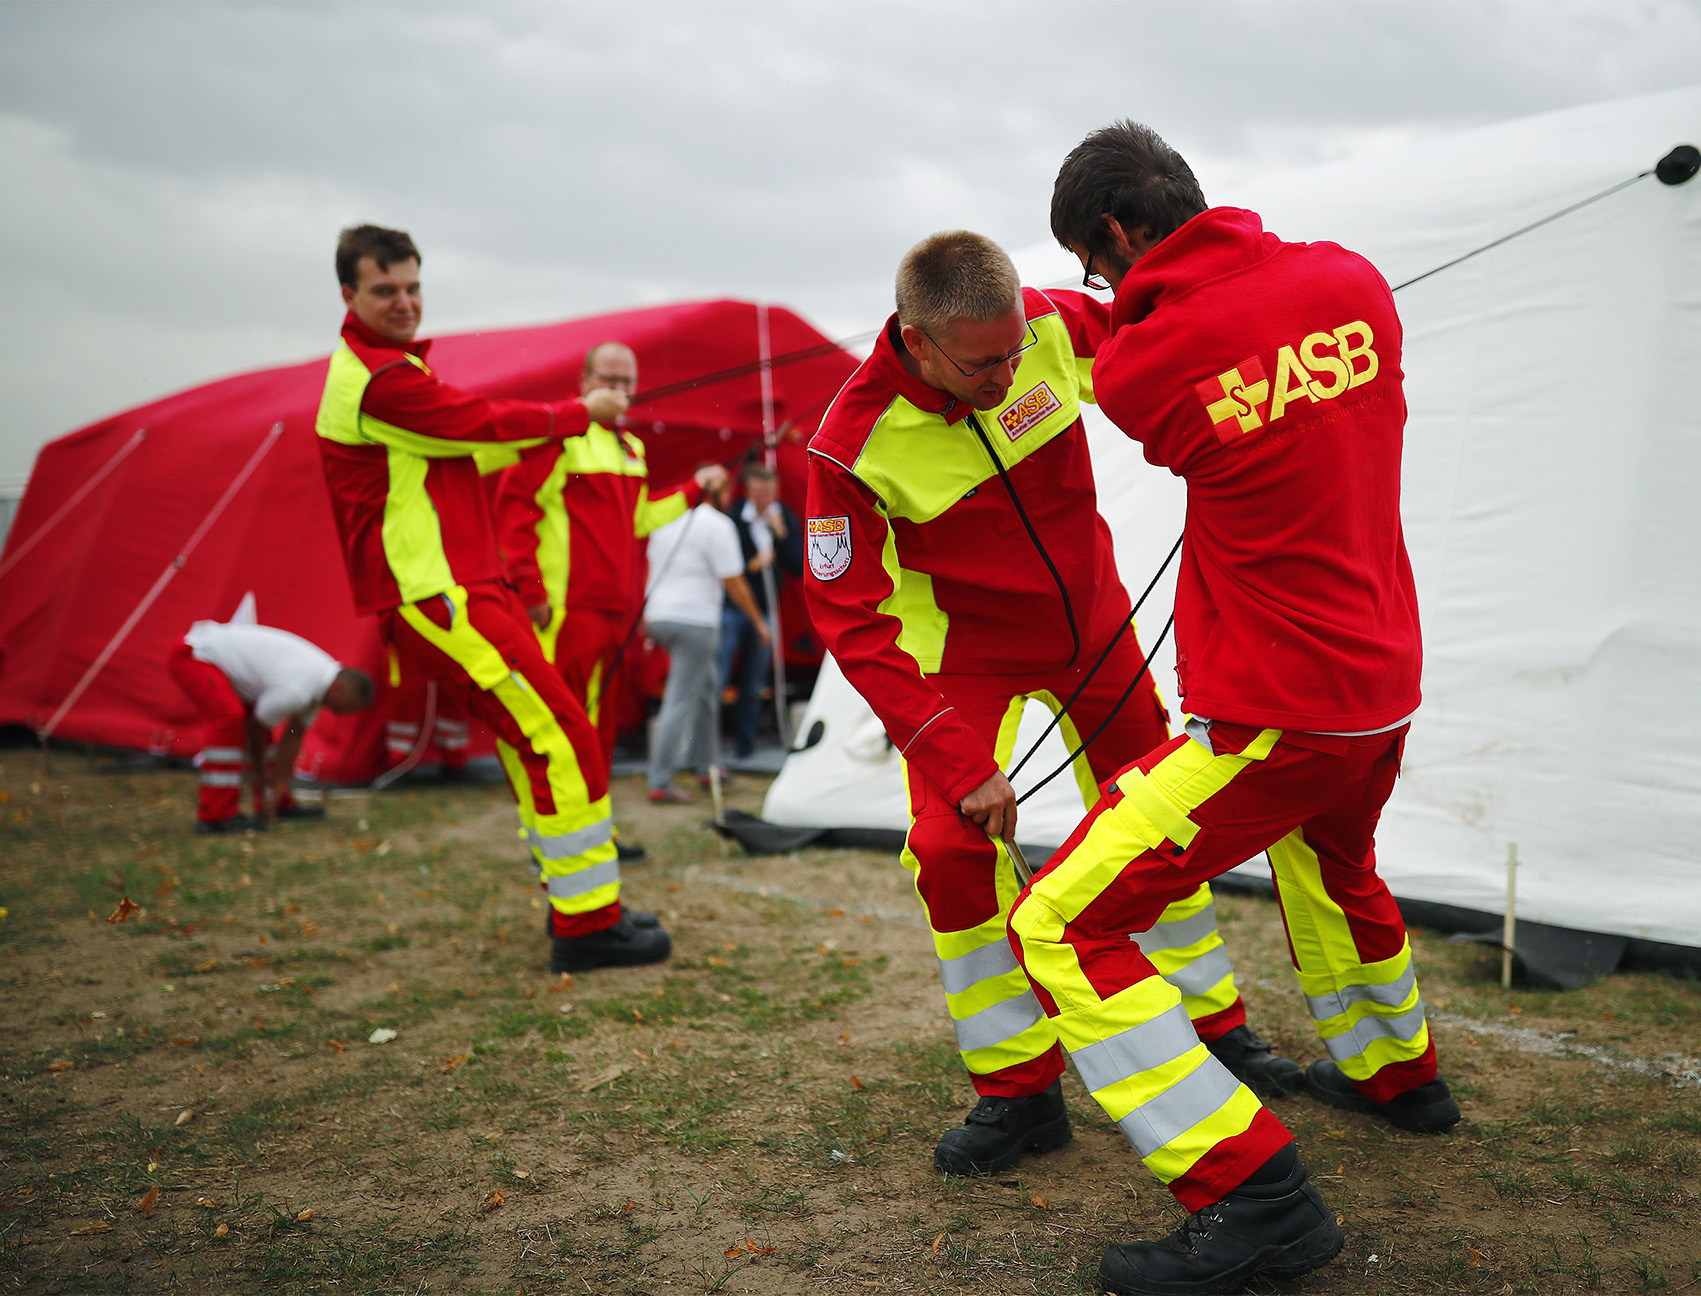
0, 299, 856, 782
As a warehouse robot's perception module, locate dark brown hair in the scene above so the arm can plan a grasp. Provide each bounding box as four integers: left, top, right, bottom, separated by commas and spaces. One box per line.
335, 225, 420, 288
1051, 121, 1206, 256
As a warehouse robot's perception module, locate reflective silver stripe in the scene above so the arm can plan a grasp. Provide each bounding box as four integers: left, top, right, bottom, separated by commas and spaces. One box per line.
436, 720, 468, 733
527, 818, 615, 860
954, 991, 1045, 1054
200, 747, 243, 762
544, 859, 621, 899
1130, 908, 1218, 953
1306, 963, 1418, 1022
938, 940, 1020, 996
1322, 998, 1428, 1063
1115, 1057, 1242, 1157
1163, 946, 1235, 998
200, 772, 243, 788
1071, 1002, 1200, 1095
385, 723, 417, 734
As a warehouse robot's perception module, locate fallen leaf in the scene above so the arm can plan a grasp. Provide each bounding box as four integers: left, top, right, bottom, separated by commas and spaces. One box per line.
171, 1038, 198, 1048
44, 1061, 74, 1073
548, 973, 573, 994
13, 1188, 33, 1197
1031, 1194, 1049, 1209
195, 1197, 223, 1209
578, 1064, 628, 1092
481, 1191, 505, 1212
146, 1161, 158, 1174
70, 1221, 112, 1235
724, 1246, 742, 1260
932, 1232, 944, 1254
136, 1186, 159, 1215
328, 1040, 345, 1053
107, 897, 140, 924
441, 1053, 469, 1072
828, 908, 846, 917
511, 1169, 529, 1180
171, 1109, 193, 1127
849, 1075, 865, 1091
368, 1027, 399, 1044
624, 1201, 636, 1211
743, 1240, 775, 1255
213, 1223, 229, 1237
295, 1209, 314, 1222
195, 961, 217, 973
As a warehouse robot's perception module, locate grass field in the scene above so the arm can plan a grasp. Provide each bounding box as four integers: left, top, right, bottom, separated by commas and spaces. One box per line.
2, 752, 1698, 1295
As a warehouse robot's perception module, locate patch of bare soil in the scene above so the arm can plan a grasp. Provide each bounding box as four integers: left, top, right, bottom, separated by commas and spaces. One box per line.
2, 752, 1698, 1294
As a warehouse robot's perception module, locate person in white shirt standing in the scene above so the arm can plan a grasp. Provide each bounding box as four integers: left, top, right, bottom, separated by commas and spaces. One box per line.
643, 474, 768, 802
168, 620, 374, 833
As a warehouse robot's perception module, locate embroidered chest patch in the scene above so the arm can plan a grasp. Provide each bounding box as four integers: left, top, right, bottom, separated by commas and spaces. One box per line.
998, 381, 1062, 442
807, 515, 853, 581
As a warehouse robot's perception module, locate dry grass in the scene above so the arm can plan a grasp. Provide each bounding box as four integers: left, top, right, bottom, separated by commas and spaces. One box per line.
1, 750, 1698, 1295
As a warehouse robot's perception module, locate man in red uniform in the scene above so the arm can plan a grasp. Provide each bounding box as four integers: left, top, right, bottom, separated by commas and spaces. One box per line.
316, 224, 669, 973
1007, 121, 1457, 1294
805, 230, 1302, 1181
494, 342, 727, 858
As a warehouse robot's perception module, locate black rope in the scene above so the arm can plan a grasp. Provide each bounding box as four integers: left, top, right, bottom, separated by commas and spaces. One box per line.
1391, 170, 1653, 291
1001, 161, 1660, 812
1015, 614, 1172, 806
1004, 532, 1184, 784
965, 412, 1082, 668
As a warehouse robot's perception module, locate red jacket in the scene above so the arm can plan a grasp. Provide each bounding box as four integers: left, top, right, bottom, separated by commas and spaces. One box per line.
805, 288, 1132, 802
316, 314, 589, 615
1095, 207, 1421, 732
495, 427, 702, 617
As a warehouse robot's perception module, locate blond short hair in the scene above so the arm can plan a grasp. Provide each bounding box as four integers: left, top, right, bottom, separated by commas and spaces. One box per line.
894, 231, 1021, 338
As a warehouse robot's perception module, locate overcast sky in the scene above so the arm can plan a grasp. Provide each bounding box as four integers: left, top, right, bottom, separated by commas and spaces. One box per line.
2, 0, 1697, 477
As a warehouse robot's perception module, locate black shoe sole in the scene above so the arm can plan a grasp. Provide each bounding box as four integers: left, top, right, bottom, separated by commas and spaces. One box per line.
1099, 1219, 1344, 1295
933, 1114, 1072, 1177
1306, 1064, 1461, 1133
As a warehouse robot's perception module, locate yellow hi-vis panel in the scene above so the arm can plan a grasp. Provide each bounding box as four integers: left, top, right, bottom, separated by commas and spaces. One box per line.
848, 312, 1085, 525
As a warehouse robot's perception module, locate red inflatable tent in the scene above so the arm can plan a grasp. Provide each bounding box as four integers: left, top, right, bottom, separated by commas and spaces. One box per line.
0, 299, 857, 782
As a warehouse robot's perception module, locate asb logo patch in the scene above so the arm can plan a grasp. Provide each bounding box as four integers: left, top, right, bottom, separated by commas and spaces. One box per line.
807, 515, 853, 581
998, 381, 1062, 442
1194, 321, 1381, 446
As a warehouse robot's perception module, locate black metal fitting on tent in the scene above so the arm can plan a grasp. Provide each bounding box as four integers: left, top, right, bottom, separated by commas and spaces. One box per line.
1657, 144, 1699, 185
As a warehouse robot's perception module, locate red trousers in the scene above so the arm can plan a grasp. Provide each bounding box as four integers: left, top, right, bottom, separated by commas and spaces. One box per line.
1010, 721, 1435, 1209
903, 624, 1247, 1098
382, 582, 620, 937
544, 606, 628, 772
168, 640, 255, 823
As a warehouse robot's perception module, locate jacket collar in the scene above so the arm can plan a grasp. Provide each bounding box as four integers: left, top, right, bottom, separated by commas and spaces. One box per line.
340, 311, 432, 359
1110, 207, 1283, 330
870, 314, 974, 426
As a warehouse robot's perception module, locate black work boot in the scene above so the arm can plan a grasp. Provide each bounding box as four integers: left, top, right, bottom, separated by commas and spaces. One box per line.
549, 910, 671, 973
543, 908, 659, 939
1098, 1144, 1343, 1295
1305, 1060, 1460, 1132
194, 814, 267, 835
933, 1079, 1071, 1176
1205, 1025, 1305, 1099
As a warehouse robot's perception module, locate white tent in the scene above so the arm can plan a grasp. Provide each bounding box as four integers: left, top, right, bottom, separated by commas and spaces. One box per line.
763, 86, 1701, 957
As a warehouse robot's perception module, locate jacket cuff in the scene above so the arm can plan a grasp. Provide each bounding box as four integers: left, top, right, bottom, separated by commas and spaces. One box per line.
902, 708, 1000, 805
550, 399, 592, 437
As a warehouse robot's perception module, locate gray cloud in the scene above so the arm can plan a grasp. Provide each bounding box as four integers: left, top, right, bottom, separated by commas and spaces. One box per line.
2, 0, 1697, 474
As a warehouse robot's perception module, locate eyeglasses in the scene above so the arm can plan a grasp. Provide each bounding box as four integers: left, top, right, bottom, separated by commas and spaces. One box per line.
919, 322, 1040, 379
1080, 248, 1111, 293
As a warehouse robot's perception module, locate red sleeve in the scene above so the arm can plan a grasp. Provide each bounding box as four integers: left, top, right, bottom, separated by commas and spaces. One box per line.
1094, 323, 1197, 473
803, 454, 998, 804
362, 361, 592, 444
1040, 287, 1113, 358
493, 442, 559, 605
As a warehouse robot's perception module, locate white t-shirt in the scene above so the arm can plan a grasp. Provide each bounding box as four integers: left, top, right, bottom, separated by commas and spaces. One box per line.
184, 621, 341, 728
644, 504, 744, 628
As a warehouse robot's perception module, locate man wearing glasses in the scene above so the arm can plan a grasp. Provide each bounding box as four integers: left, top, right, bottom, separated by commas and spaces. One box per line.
495, 342, 727, 858
804, 231, 1303, 1180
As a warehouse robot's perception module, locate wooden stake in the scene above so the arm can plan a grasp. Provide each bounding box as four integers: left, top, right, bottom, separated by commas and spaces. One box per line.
709, 765, 729, 855
1502, 842, 1519, 989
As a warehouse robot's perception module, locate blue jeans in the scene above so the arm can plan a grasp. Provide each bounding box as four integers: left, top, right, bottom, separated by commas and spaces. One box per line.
716, 603, 772, 759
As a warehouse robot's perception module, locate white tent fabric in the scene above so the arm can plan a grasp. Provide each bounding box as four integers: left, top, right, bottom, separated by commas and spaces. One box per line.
766, 87, 1701, 951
